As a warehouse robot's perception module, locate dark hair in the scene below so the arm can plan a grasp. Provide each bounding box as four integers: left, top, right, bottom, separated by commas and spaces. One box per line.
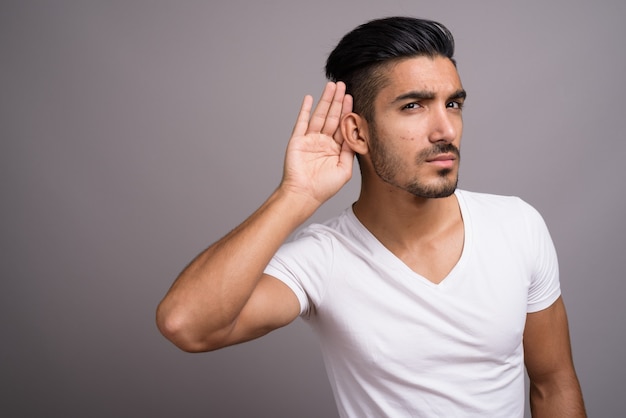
325, 17, 456, 122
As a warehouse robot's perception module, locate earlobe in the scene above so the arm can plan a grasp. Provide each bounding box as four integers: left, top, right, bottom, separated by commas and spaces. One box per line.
341, 113, 369, 155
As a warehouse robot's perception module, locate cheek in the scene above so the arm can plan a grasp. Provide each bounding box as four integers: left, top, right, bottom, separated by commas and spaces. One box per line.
392, 121, 424, 143
377, 124, 418, 143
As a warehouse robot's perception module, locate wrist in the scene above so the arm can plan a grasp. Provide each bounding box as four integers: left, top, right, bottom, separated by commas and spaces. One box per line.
271, 184, 322, 222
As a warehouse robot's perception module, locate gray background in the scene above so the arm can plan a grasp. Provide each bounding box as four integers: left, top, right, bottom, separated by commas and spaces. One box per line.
2, 1, 624, 417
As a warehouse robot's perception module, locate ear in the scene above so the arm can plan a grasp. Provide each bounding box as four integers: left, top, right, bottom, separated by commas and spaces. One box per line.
340, 112, 369, 155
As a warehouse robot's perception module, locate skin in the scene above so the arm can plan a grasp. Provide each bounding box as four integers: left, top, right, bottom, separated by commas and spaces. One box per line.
156, 56, 585, 416
343, 57, 466, 283
525, 297, 587, 417
156, 82, 351, 352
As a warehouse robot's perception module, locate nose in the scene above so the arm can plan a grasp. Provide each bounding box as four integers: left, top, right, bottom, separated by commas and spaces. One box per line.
428, 106, 460, 144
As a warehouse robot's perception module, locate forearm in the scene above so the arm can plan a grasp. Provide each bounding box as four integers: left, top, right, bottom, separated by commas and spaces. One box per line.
156, 186, 318, 351
157, 82, 353, 352
529, 373, 586, 418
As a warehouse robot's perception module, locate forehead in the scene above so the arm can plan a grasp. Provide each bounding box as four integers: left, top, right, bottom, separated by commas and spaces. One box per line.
377, 56, 462, 102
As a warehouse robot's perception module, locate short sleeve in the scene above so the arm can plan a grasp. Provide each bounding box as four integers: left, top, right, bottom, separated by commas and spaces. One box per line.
264, 226, 334, 317
523, 202, 561, 313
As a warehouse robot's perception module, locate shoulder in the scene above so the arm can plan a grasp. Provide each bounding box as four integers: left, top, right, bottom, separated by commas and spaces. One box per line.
457, 189, 551, 245
456, 189, 541, 220
457, 189, 526, 207
291, 207, 359, 243
280, 207, 376, 266
274, 208, 354, 261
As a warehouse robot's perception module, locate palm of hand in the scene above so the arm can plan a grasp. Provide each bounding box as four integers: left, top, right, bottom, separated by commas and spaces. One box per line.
281, 82, 354, 205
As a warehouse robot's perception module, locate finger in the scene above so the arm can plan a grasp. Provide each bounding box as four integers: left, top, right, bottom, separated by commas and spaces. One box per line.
339, 134, 356, 167
306, 82, 337, 134
291, 95, 313, 137
342, 92, 353, 116
321, 81, 347, 136
333, 93, 353, 144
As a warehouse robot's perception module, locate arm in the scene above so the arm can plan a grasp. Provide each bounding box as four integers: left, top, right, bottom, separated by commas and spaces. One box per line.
524, 296, 586, 417
156, 82, 354, 352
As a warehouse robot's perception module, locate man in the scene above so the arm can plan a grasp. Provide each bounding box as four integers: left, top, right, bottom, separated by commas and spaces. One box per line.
157, 17, 585, 417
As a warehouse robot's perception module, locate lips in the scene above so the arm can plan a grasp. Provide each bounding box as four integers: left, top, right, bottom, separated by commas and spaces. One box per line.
426, 153, 457, 163
418, 144, 460, 166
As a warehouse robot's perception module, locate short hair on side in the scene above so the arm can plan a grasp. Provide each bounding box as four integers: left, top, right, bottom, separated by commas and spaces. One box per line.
325, 16, 456, 122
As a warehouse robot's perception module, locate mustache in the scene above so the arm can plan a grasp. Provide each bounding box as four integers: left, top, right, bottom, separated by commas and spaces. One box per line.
416, 143, 460, 163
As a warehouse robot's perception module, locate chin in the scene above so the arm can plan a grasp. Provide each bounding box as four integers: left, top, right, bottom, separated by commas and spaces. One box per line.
417, 187, 456, 199
407, 174, 458, 199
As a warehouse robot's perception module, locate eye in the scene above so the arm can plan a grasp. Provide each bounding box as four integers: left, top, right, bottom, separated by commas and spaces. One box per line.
402, 102, 421, 110
447, 101, 464, 110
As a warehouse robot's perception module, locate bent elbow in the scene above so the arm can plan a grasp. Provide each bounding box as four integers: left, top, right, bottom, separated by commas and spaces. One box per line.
155, 303, 219, 353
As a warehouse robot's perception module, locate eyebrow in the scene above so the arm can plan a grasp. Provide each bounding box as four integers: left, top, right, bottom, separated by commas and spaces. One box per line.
392, 89, 467, 104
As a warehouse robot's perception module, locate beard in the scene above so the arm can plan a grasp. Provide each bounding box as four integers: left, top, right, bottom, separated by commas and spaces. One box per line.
369, 131, 460, 199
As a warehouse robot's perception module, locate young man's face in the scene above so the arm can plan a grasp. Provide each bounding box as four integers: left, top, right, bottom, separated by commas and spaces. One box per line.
365, 55, 465, 198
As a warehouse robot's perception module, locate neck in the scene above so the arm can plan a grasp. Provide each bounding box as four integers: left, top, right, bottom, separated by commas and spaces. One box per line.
352, 186, 461, 249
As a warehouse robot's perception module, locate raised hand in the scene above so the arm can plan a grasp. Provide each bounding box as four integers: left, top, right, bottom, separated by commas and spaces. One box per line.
157, 82, 354, 353
281, 81, 355, 206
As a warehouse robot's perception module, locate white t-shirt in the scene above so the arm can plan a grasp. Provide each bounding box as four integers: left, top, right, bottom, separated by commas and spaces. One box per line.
264, 190, 561, 417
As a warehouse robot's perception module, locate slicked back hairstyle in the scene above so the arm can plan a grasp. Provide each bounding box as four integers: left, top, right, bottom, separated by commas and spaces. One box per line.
325, 17, 456, 122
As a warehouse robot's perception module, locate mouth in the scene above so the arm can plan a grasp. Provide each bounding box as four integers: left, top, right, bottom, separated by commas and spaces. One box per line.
426, 153, 457, 163
418, 144, 461, 168
425, 153, 458, 168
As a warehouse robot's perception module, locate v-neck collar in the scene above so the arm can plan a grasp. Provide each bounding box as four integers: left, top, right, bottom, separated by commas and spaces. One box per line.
345, 189, 473, 289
